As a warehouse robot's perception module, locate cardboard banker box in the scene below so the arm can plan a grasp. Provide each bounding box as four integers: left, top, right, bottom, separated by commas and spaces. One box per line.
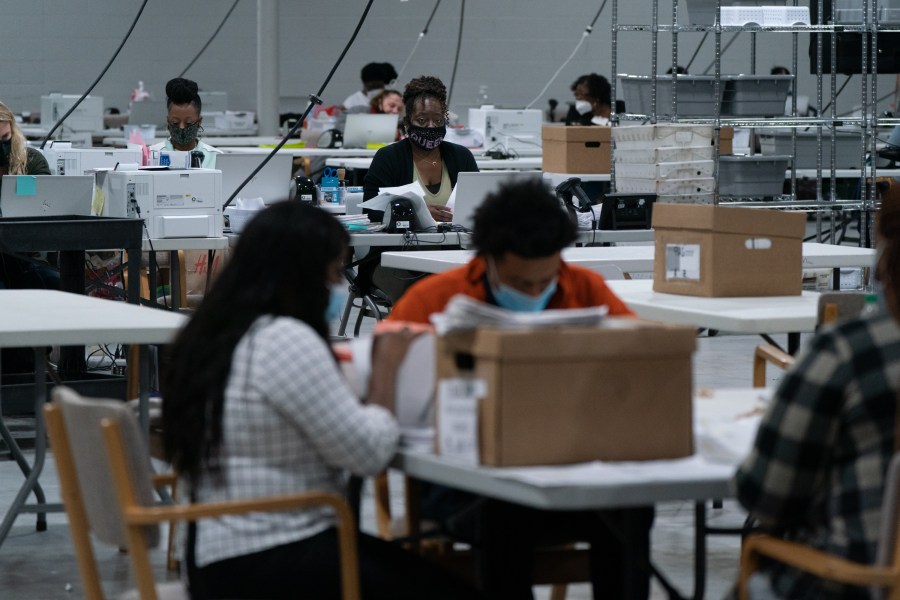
436, 320, 696, 467
652, 203, 805, 297
542, 125, 611, 174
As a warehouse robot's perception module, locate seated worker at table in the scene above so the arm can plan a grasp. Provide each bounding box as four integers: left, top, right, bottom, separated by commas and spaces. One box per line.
0, 100, 57, 293
564, 73, 612, 126
390, 179, 651, 600
149, 77, 220, 169
390, 177, 633, 321
343, 62, 398, 112
734, 197, 900, 599
162, 202, 483, 600
363, 75, 479, 223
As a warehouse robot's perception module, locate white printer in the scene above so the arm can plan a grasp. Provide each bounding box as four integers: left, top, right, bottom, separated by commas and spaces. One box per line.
98, 168, 223, 239
468, 106, 543, 152
43, 142, 143, 176
40, 94, 104, 133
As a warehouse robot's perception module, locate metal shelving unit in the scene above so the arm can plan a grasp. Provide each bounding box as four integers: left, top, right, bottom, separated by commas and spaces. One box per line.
609, 0, 888, 247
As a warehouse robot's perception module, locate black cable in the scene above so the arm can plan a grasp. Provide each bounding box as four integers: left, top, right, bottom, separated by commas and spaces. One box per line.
179, 0, 241, 78
684, 32, 708, 74
224, 0, 376, 209
397, 0, 444, 81
818, 75, 853, 116
40, 0, 150, 149
446, 0, 466, 105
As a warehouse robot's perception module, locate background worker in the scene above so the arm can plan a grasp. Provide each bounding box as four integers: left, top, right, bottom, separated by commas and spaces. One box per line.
149, 77, 220, 169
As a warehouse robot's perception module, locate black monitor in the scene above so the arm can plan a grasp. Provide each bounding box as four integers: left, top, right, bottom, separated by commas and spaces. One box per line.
809, 0, 900, 74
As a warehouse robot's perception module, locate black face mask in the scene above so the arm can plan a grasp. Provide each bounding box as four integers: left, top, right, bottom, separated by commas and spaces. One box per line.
407, 124, 446, 151
0, 139, 11, 167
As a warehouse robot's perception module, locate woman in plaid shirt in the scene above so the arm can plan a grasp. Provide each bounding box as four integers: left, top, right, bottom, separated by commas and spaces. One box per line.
162, 202, 482, 599
735, 201, 900, 599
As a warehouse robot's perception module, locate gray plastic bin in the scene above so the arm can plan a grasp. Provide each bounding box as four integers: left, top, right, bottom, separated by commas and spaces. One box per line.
757, 128, 865, 169
722, 75, 792, 117
718, 155, 791, 197
619, 75, 723, 118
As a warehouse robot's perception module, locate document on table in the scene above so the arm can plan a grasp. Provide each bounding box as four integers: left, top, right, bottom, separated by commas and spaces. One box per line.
431, 294, 608, 334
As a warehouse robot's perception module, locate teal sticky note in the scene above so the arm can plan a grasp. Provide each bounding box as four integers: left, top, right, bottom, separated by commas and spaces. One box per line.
16, 176, 36, 196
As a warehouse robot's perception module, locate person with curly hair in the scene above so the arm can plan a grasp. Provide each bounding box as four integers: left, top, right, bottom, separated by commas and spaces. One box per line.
148, 77, 220, 168
343, 62, 398, 112
565, 73, 612, 126
363, 75, 478, 223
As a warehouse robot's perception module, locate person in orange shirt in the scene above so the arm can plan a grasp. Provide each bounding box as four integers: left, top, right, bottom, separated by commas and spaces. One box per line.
389, 177, 634, 323
389, 179, 652, 600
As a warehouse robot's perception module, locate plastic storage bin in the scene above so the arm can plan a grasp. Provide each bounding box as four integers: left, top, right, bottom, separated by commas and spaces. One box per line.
657, 193, 715, 204
616, 176, 715, 195
613, 124, 716, 149
615, 146, 715, 163
682, 0, 788, 25
619, 76, 724, 118
718, 155, 791, 197
757, 128, 865, 169
615, 160, 715, 180
721, 75, 792, 117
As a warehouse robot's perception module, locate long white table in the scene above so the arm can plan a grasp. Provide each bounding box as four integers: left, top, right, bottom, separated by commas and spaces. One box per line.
396, 387, 765, 600
607, 279, 818, 355
326, 156, 543, 171
0, 291, 186, 548
381, 242, 874, 274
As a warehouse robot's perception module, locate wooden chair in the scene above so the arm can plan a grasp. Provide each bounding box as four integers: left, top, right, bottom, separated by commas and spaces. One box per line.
373, 472, 588, 599
739, 452, 900, 600
45, 386, 360, 600
753, 291, 867, 387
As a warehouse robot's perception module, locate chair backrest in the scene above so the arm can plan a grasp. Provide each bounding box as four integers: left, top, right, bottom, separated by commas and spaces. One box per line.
876, 452, 900, 568
817, 292, 867, 326
50, 386, 160, 549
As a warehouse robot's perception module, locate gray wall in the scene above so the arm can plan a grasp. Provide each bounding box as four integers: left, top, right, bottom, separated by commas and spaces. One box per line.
2, 0, 896, 126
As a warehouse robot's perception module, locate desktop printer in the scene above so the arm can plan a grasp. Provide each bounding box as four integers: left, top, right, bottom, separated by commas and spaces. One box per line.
43, 142, 142, 176
40, 94, 104, 132
468, 106, 542, 152
98, 168, 223, 239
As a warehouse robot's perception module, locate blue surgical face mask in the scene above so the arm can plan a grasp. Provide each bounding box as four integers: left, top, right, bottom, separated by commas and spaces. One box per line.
326, 283, 349, 322
488, 259, 558, 312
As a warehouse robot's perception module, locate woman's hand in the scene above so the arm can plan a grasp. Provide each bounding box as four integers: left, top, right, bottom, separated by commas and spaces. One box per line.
427, 203, 453, 223
367, 328, 423, 411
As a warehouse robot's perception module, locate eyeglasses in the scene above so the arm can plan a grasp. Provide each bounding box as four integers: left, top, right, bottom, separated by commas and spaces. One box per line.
410, 115, 446, 128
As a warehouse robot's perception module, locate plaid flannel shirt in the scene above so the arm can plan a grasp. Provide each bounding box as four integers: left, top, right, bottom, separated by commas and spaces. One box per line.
734, 310, 900, 599
189, 316, 399, 567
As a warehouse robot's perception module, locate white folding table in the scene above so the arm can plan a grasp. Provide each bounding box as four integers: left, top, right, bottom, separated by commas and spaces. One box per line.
395, 387, 766, 600
381, 243, 874, 274
0, 290, 186, 548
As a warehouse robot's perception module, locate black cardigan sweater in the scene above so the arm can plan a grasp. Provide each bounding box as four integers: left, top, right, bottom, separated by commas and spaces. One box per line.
362, 138, 479, 200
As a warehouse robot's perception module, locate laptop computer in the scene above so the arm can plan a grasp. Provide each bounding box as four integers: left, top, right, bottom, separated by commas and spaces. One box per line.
342, 113, 398, 149
128, 100, 168, 128
0, 175, 94, 218
217, 152, 294, 204
451, 171, 542, 230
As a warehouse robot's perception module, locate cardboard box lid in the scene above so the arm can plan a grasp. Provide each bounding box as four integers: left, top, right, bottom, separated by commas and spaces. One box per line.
652, 203, 805, 239
440, 319, 696, 362
542, 125, 611, 143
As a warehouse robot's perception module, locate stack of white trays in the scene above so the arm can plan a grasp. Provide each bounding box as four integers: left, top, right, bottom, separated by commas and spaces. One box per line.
613, 124, 717, 204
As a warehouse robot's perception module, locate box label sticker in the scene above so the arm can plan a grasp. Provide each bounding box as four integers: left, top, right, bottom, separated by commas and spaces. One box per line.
16, 176, 36, 196
665, 243, 701, 281
437, 378, 485, 465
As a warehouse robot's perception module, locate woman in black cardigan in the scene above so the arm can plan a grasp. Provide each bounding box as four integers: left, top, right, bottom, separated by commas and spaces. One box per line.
363, 76, 478, 221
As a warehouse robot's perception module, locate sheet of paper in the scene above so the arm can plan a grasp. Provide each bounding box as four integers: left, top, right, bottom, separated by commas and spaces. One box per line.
446, 185, 457, 209
346, 333, 437, 428
358, 182, 438, 230
437, 378, 485, 464
16, 176, 36, 196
